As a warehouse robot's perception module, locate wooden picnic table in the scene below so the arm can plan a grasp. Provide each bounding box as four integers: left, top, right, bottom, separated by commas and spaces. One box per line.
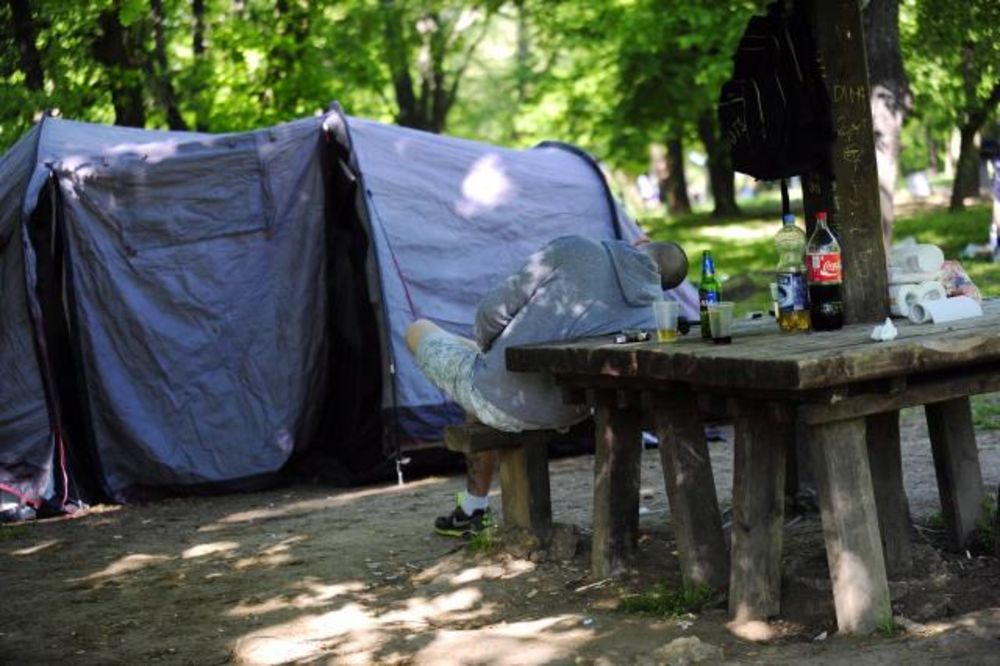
506, 301, 995, 634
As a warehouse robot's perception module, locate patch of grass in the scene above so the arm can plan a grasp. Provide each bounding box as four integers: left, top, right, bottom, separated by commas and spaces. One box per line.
618, 582, 715, 618
465, 526, 501, 554
970, 496, 997, 555
0, 524, 29, 541
877, 615, 900, 637
971, 393, 1000, 430
926, 512, 945, 530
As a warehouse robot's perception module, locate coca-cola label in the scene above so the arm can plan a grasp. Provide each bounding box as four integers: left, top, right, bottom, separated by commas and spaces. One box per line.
807, 252, 841, 283
776, 272, 808, 312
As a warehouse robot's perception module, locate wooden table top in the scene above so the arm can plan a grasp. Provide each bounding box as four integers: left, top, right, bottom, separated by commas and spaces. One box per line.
506, 300, 1000, 392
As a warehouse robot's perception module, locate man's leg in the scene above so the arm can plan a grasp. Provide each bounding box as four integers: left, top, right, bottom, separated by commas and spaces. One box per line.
406, 319, 496, 536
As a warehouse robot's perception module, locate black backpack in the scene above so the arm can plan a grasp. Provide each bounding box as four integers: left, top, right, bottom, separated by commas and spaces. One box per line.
718, 1, 834, 181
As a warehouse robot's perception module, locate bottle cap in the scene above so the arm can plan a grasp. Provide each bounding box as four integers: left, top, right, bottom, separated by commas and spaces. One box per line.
782, 214, 795, 225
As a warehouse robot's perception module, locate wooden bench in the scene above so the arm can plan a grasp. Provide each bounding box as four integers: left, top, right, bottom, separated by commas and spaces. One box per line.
443, 422, 592, 539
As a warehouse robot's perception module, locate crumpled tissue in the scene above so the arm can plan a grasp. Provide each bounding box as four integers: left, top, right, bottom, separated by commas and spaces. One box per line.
870, 317, 898, 342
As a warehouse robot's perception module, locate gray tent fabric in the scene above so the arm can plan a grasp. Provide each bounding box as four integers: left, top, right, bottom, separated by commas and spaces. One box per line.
0, 110, 699, 505
329, 112, 698, 441
0, 125, 51, 505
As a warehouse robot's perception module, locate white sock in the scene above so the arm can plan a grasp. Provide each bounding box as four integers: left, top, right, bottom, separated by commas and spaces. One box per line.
460, 491, 489, 514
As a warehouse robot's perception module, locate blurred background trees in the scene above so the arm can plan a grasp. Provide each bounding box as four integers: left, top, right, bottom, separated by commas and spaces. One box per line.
1, 0, 997, 225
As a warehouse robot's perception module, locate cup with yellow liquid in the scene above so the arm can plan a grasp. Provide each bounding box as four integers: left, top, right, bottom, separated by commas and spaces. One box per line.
652, 300, 679, 343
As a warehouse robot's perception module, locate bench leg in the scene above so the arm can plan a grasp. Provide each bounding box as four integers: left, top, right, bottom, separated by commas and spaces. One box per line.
650, 393, 728, 591
498, 444, 552, 539
926, 397, 985, 549
866, 410, 913, 576
591, 390, 642, 578
808, 417, 892, 634
729, 404, 787, 621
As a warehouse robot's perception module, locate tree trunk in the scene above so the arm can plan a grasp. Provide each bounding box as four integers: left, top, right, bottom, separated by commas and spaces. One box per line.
380, 0, 423, 130
651, 139, 691, 215
863, 0, 910, 250
9, 0, 44, 92
950, 81, 1000, 211
191, 0, 208, 131
950, 126, 981, 211
927, 127, 939, 174
697, 110, 740, 218
92, 9, 146, 128
150, 0, 188, 130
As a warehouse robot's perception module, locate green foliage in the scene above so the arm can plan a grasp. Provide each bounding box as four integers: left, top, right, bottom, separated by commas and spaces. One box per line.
969, 495, 997, 555
0, 524, 29, 541
925, 512, 945, 529
465, 525, 500, 554
971, 393, 1000, 431
902, 0, 1000, 131
877, 615, 900, 638
619, 582, 715, 617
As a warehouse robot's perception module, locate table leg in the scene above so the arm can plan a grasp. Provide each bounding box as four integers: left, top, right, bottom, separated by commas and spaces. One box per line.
591, 390, 642, 578
925, 397, 985, 548
729, 404, 787, 621
649, 393, 729, 591
498, 444, 552, 540
807, 417, 892, 634
866, 410, 913, 576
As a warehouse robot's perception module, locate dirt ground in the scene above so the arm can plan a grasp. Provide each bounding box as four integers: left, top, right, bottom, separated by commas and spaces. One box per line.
2, 407, 1000, 665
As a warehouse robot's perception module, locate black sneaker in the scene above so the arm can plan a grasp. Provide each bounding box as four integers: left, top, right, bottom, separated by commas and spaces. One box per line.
434, 505, 492, 538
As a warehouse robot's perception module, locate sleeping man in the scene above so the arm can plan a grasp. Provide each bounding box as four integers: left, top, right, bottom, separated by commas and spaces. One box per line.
405, 234, 689, 536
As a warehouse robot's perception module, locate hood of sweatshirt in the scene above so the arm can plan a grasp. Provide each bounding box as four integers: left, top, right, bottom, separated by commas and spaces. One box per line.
602, 240, 663, 306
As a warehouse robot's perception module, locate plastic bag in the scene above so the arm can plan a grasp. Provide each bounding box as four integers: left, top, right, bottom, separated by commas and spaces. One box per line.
939, 260, 982, 302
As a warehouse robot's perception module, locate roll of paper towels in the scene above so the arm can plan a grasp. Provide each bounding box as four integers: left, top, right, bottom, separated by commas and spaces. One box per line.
914, 280, 946, 304
888, 268, 940, 285
889, 284, 920, 317
891, 244, 945, 273
907, 295, 983, 324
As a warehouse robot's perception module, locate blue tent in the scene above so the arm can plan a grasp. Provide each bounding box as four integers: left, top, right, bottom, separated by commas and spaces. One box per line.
0, 107, 698, 509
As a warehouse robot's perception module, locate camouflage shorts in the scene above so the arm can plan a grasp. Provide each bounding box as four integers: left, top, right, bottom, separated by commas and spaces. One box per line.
415, 329, 534, 433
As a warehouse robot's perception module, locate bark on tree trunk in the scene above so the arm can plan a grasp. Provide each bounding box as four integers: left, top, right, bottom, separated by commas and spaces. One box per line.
150, 0, 188, 130
652, 139, 691, 215
381, 0, 424, 130
697, 111, 740, 218
92, 9, 146, 128
9, 0, 44, 92
950, 126, 981, 211
863, 0, 910, 250
191, 0, 208, 131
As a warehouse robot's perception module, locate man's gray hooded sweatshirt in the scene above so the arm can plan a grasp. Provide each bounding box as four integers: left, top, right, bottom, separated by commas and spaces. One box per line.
473, 235, 662, 429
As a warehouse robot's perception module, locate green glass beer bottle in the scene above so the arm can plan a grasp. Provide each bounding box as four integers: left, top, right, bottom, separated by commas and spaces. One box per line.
698, 250, 721, 339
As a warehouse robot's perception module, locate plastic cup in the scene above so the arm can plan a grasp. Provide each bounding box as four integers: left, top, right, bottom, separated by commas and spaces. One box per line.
652, 300, 679, 342
707, 301, 735, 344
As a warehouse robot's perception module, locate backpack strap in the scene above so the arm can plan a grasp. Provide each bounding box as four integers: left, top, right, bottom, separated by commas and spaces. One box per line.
780, 177, 790, 217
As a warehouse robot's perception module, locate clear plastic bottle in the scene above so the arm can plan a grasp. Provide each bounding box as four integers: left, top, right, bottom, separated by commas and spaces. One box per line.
774, 213, 810, 332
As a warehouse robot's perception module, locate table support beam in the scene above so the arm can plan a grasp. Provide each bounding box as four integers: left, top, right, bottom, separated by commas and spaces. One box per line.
925, 397, 985, 548
649, 393, 729, 591
729, 404, 788, 621
591, 390, 642, 578
808, 417, 892, 634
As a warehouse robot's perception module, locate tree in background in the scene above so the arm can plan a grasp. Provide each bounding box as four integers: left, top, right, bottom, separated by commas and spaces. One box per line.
863, 0, 911, 248
905, 0, 1000, 212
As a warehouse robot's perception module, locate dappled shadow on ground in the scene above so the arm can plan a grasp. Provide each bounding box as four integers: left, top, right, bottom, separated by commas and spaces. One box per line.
2, 431, 999, 664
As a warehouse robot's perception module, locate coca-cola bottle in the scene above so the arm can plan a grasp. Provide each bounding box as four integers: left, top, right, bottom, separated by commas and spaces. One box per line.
805, 211, 843, 331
